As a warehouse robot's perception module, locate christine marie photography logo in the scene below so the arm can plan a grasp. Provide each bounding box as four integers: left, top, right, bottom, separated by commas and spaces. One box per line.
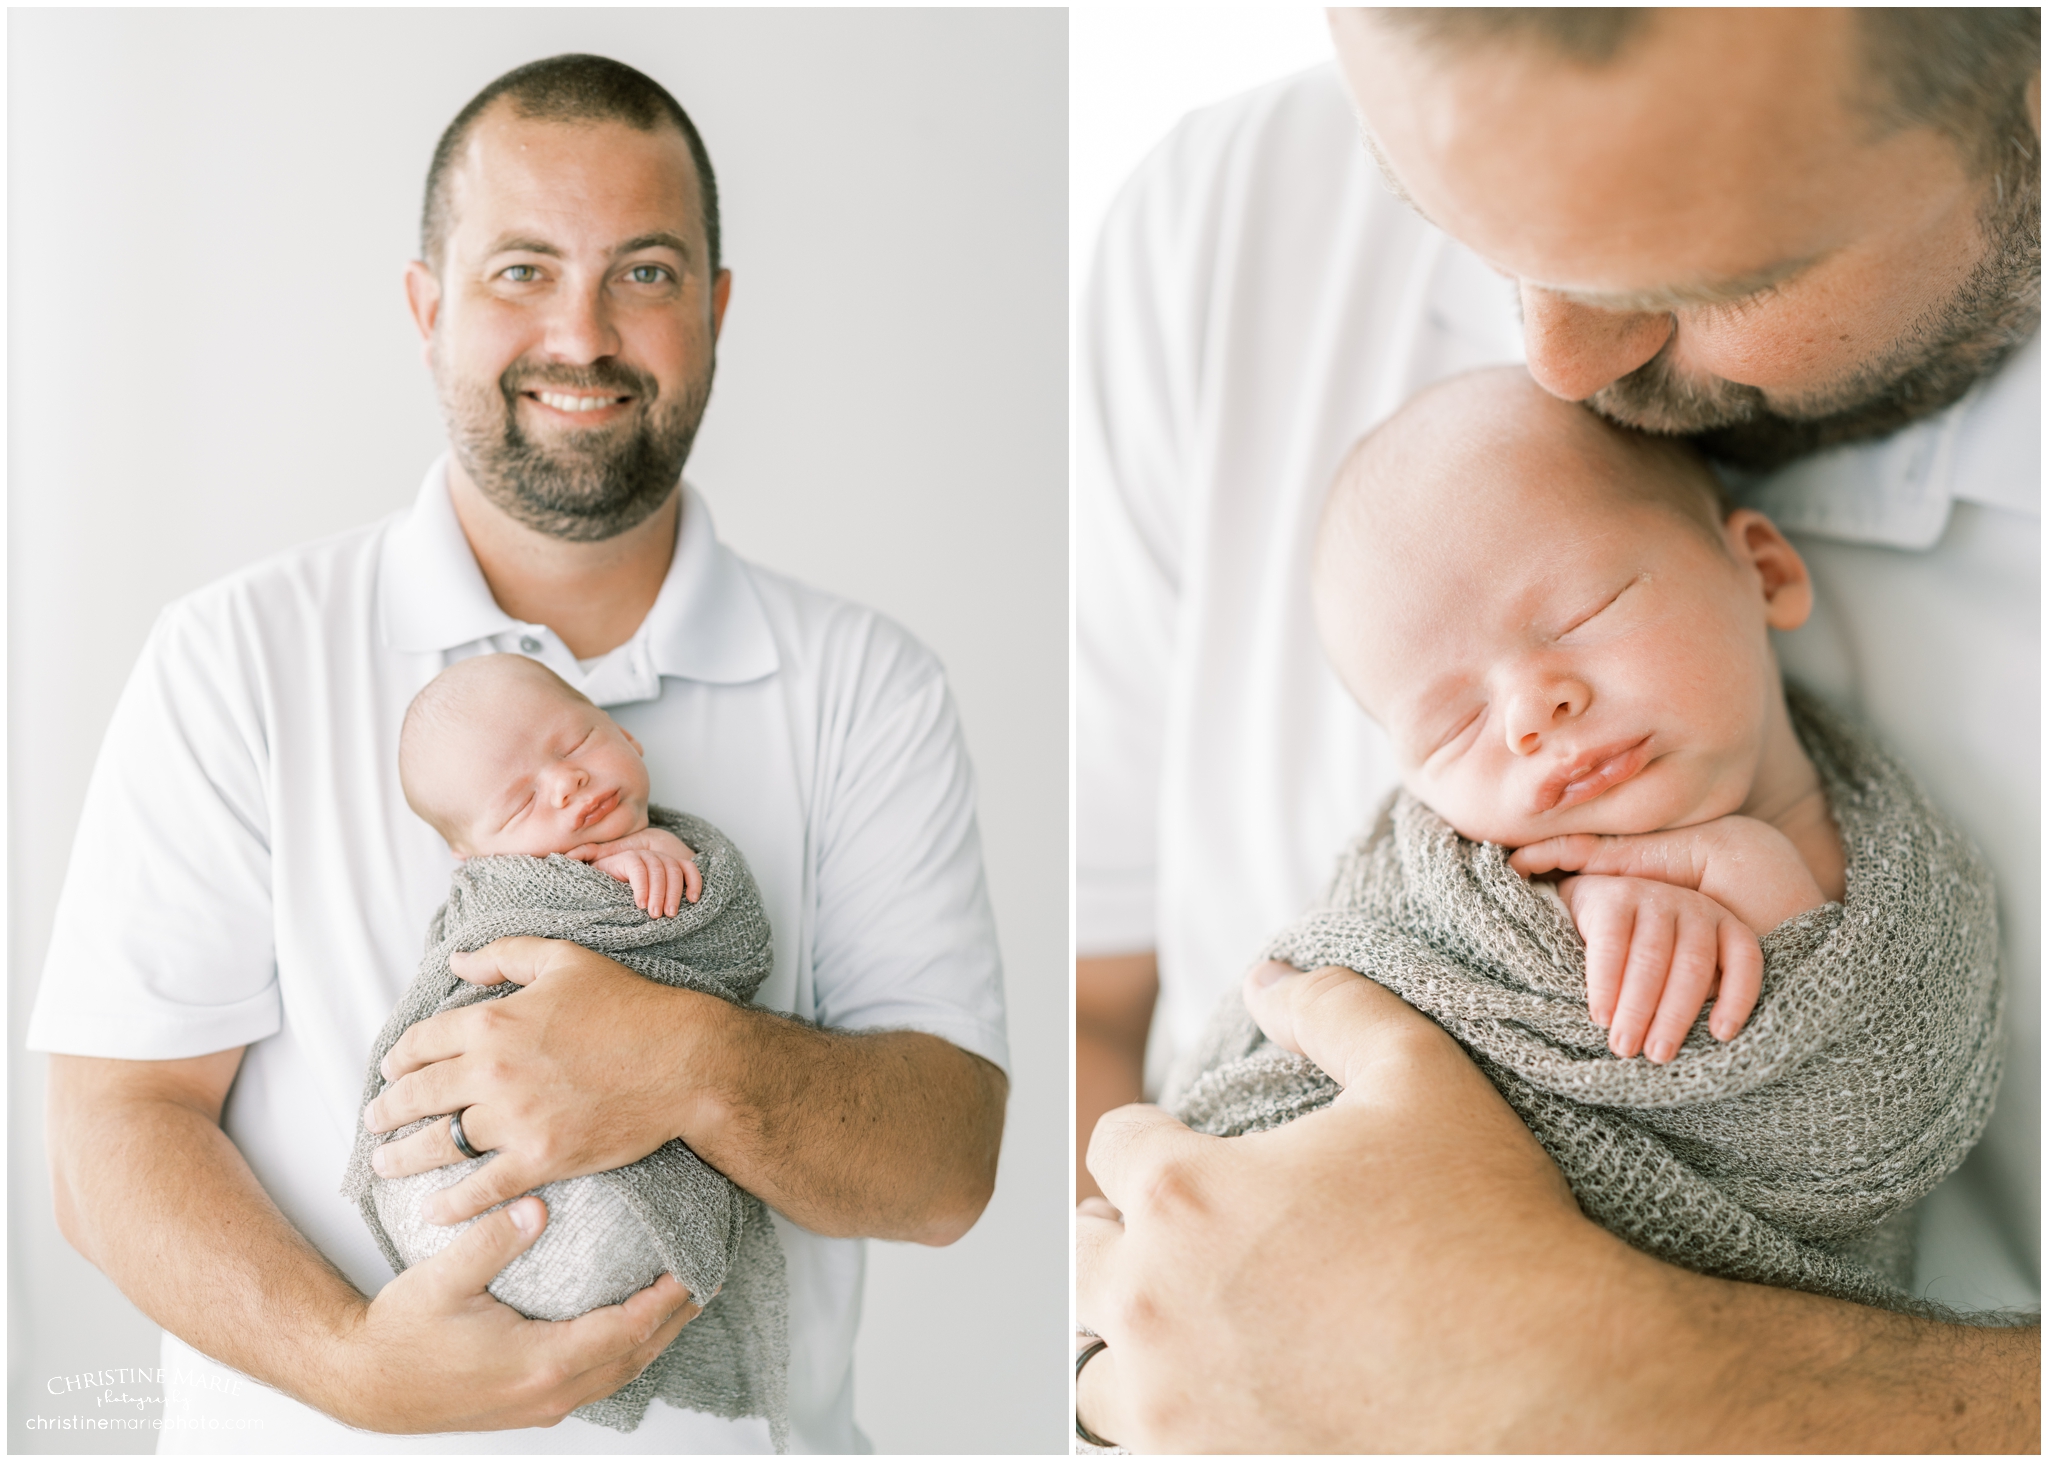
24, 1364, 262, 1435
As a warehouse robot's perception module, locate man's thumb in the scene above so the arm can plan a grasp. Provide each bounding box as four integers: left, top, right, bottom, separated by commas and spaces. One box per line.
422, 1196, 546, 1301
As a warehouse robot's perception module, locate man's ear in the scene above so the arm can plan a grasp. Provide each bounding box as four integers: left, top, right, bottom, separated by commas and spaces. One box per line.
1724, 508, 1813, 631
711, 269, 733, 342
404, 260, 442, 366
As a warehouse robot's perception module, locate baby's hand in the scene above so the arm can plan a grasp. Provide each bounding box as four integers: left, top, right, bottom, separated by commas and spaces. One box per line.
566, 827, 702, 917
1509, 817, 1827, 938
1551, 874, 1762, 1062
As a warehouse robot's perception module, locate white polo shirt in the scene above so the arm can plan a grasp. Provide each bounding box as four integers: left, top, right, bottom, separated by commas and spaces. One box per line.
1077, 66, 2037, 1309
29, 459, 1009, 1453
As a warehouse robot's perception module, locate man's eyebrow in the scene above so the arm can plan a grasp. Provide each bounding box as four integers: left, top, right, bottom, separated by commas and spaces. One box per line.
1540, 255, 1826, 313
1357, 122, 1442, 229
484, 235, 563, 258
615, 231, 690, 255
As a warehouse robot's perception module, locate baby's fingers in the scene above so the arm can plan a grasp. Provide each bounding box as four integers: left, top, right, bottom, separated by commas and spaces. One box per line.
1608, 911, 1676, 1059
621, 856, 652, 910
1642, 915, 1720, 1063
1509, 833, 1606, 878
680, 856, 702, 906
644, 858, 674, 919
1709, 921, 1763, 1041
1574, 888, 1633, 1030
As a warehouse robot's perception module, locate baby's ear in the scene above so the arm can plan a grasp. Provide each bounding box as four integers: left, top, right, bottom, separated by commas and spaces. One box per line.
1724, 508, 1812, 632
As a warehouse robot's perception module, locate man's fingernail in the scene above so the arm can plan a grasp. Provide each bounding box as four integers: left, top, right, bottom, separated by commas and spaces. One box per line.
1250, 962, 1291, 990
509, 1200, 539, 1235
371, 1148, 391, 1176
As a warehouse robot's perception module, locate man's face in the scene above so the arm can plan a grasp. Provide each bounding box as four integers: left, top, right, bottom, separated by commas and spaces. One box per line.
407, 105, 731, 540
1333, 10, 2040, 467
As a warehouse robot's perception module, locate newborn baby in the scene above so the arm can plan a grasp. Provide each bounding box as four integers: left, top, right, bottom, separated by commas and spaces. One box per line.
340, 652, 787, 1440
1173, 367, 2003, 1311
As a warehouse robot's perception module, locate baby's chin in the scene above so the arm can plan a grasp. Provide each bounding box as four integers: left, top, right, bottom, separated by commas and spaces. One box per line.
1429, 774, 1737, 848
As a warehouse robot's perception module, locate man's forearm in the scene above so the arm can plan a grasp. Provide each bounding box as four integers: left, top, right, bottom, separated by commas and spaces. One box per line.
1076, 952, 1156, 1202
673, 1005, 1006, 1244
47, 1054, 365, 1419
1645, 1259, 2039, 1451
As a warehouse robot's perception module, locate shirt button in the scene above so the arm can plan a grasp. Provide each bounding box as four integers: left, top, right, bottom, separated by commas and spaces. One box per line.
518, 635, 542, 654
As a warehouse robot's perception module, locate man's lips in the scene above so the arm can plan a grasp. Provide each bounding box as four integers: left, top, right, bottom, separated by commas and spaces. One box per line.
573, 788, 623, 830
520, 389, 634, 424
1536, 736, 1654, 814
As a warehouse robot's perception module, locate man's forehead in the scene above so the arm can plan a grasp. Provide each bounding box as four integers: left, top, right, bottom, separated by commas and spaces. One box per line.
444, 103, 705, 254
1335, 9, 1905, 296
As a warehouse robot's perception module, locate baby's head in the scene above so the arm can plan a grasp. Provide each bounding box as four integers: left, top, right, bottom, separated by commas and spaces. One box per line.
399, 654, 651, 857
1314, 367, 1814, 847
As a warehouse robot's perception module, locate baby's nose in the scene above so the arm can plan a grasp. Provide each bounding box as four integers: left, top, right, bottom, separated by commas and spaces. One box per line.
1504, 678, 1591, 754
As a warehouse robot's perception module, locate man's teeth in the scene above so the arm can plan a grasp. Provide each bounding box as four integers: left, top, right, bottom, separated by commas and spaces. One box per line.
536, 392, 620, 413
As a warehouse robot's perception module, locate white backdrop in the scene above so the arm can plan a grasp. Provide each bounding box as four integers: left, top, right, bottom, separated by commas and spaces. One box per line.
7, 8, 1065, 1454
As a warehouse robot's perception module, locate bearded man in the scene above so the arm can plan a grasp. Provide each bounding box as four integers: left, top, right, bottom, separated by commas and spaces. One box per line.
30, 54, 1009, 1453
1077, 8, 2038, 1449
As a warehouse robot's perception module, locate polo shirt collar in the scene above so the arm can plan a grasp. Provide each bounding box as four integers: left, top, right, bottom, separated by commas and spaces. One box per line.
1717, 328, 2040, 550
377, 456, 779, 701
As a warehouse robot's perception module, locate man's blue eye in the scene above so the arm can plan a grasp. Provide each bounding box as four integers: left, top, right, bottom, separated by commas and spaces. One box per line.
502, 264, 539, 283
628, 265, 669, 284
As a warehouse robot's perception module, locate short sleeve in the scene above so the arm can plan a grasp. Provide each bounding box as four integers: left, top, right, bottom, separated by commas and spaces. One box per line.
805, 616, 1009, 1075
1074, 122, 1209, 959
28, 591, 282, 1058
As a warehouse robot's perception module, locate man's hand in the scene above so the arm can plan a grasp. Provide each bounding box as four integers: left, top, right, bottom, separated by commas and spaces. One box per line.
1549, 873, 1762, 1060
331, 1196, 702, 1432
564, 826, 701, 916
47, 1052, 704, 1434
1072, 963, 2039, 1452
367, 936, 1006, 1244
366, 938, 703, 1221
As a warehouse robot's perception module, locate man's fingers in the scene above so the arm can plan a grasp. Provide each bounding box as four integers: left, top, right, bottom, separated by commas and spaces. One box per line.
558, 1274, 700, 1406
413, 1195, 546, 1303
1075, 1338, 1126, 1450
1243, 960, 1434, 1091
447, 935, 561, 989
366, 1050, 473, 1131
1085, 1103, 1215, 1219
1073, 1207, 1126, 1336
423, 1150, 548, 1226
369, 1115, 478, 1180
1709, 921, 1764, 1040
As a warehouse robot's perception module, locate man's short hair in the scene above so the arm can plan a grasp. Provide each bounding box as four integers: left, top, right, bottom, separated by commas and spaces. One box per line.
1376, 9, 2041, 185
421, 53, 721, 276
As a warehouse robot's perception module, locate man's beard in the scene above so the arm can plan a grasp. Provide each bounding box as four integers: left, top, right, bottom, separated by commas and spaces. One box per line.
439, 355, 713, 543
1584, 161, 2040, 471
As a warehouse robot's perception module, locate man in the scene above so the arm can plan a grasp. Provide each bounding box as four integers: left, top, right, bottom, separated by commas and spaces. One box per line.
1077, 8, 2038, 1449
30, 54, 1009, 1452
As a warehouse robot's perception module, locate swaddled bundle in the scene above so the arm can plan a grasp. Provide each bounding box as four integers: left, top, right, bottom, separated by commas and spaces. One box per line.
341, 807, 789, 1445
1171, 692, 2004, 1311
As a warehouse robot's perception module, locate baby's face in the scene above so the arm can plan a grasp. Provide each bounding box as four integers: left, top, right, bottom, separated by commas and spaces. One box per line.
1318, 398, 1804, 848
425, 676, 651, 857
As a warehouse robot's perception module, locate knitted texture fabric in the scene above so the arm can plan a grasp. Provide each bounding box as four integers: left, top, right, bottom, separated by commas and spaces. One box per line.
340, 807, 789, 1446
1169, 689, 2003, 1310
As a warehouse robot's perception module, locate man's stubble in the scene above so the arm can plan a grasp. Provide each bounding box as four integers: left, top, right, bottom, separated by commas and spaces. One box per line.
437, 349, 714, 543
1588, 162, 2041, 470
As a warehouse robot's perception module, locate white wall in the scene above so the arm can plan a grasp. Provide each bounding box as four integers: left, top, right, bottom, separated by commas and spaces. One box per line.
7, 8, 1065, 1453
1069, 4, 1332, 299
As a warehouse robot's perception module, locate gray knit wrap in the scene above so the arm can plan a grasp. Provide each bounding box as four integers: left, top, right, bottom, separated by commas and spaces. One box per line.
1169, 689, 2004, 1311
340, 807, 789, 1446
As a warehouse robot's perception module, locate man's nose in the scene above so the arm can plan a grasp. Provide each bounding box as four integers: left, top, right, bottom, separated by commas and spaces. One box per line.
542, 278, 621, 364
1503, 674, 1591, 756
1519, 284, 1673, 401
